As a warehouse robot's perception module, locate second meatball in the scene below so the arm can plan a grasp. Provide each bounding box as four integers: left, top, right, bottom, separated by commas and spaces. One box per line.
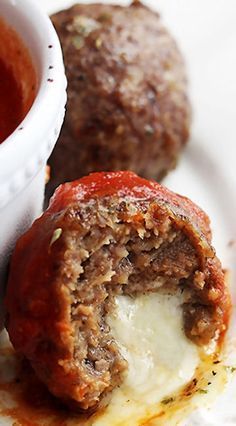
48, 1, 190, 195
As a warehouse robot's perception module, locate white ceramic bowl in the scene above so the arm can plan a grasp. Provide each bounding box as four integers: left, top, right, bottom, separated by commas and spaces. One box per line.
0, 0, 67, 321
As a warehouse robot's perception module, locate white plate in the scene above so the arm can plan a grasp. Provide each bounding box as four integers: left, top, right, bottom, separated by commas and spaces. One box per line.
1, 1, 236, 425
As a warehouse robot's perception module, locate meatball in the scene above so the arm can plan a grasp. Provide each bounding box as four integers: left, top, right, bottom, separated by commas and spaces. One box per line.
6, 171, 230, 411
47, 1, 190, 197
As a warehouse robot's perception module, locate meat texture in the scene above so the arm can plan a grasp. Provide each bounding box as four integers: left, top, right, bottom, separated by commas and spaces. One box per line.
47, 1, 190, 197
6, 172, 230, 411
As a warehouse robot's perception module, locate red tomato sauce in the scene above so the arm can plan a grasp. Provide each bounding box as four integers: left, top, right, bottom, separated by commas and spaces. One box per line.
0, 349, 102, 426
0, 18, 37, 144
0, 57, 24, 143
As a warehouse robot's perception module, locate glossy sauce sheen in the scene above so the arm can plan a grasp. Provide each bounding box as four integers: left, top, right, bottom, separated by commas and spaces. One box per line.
0, 58, 23, 143
3, 171, 231, 424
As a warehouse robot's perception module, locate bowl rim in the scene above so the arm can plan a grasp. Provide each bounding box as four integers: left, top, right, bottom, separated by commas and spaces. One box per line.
0, 0, 66, 186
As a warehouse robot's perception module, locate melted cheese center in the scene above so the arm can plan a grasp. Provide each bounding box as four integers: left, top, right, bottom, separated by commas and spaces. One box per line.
0, 295, 227, 426
93, 292, 200, 426
108, 293, 199, 403
107, 293, 199, 404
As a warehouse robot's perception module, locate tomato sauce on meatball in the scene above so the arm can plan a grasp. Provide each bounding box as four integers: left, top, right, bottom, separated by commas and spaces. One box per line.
6, 172, 230, 412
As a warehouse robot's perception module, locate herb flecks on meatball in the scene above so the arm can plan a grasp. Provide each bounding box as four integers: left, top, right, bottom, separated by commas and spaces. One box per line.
6, 172, 230, 411
47, 2, 190, 197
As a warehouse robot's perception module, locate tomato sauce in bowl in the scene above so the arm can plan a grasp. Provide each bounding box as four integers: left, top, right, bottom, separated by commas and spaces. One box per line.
0, 17, 37, 144
0, 58, 23, 143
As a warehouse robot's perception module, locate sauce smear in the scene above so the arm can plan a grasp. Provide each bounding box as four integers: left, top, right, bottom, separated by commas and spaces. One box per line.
0, 57, 23, 143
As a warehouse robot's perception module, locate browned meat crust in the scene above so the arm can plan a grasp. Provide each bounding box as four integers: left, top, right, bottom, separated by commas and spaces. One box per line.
6, 172, 230, 411
47, 2, 190, 197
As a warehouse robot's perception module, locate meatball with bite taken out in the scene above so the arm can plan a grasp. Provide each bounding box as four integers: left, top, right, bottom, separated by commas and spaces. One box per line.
47, 1, 191, 198
6, 171, 230, 412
